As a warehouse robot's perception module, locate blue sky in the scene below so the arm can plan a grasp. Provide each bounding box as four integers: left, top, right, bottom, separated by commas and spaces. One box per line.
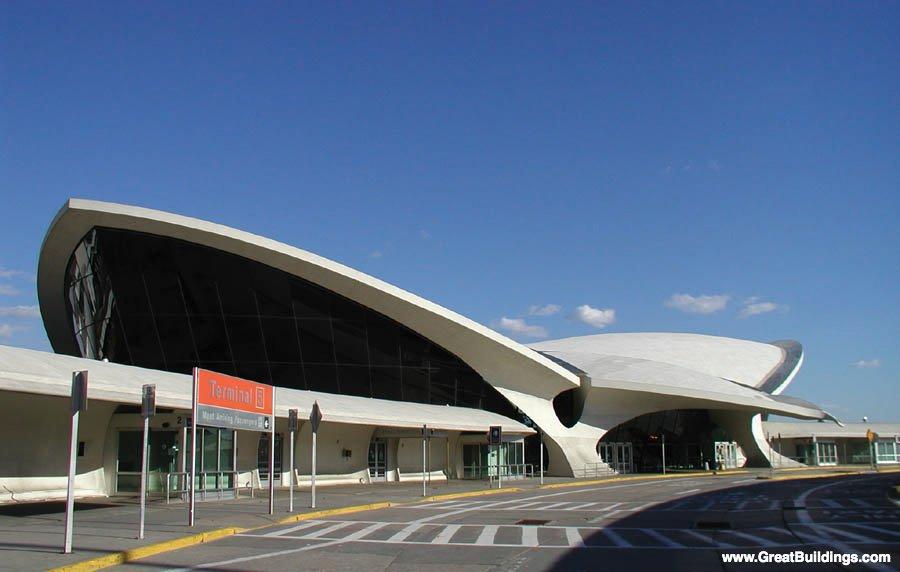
2, 3, 897, 421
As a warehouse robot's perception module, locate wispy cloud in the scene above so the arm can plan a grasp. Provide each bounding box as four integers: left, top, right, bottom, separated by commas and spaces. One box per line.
708, 160, 722, 172
851, 359, 881, 369
528, 304, 561, 317
0, 305, 40, 318
739, 297, 788, 318
497, 317, 547, 338
419, 229, 431, 240
368, 250, 383, 260
572, 305, 616, 329
665, 293, 729, 315
0, 267, 30, 279
0, 284, 21, 296
0, 324, 26, 338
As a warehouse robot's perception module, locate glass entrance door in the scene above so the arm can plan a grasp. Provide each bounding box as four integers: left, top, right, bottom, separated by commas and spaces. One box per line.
816, 441, 838, 466
116, 430, 178, 493
599, 442, 633, 474
257, 433, 283, 485
368, 440, 387, 481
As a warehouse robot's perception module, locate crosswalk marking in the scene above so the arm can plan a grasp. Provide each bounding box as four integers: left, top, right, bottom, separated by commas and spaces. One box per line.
565, 527, 585, 547
727, 530, 780, 547
814, 524, 876, 543
541, 502, 570, 509
847, 523, 900, 538
602, 528, 630, 547
821, 499, 842, 509
642, 528, 681, 547
681, 529, 735, 548
305, 521, 356, 539
521, 526, 539, 547
432, 524, 461, 544
266, 520, 322, 537
507, 502, 543, 510
389, 523, 425, 543
475, 525, 498, 545
566, 502, 597, 511
627, 502, 654, 512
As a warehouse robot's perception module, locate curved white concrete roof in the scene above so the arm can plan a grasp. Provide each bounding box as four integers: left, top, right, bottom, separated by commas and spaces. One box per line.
38, 199, 579, 400
532, 332, 794, 389
0, 345, 533, 434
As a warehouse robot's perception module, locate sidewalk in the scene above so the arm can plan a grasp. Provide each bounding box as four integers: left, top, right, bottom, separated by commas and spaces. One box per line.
0, 466, 890, 571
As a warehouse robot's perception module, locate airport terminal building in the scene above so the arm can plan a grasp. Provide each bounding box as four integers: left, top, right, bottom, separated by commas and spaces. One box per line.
0, 200, 843, 503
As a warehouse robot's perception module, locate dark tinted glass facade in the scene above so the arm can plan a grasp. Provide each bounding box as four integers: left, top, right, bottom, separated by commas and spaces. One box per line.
65, 228, 517, 416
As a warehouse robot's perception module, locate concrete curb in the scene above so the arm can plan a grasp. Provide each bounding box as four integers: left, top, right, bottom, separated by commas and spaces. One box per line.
421, 488, 523, 503
46, 501, 394, 572
539, 470, 749, 490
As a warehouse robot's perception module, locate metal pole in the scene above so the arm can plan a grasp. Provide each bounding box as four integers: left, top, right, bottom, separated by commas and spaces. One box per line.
288, 427, 294, 513
189, 373, 198, 526
661, 434, 666, 475
233, 430, 238, 498
422, 424, 427, 497
539, 432, 544, 485
63, 409, 79, 553
139, 416, 149, 539
768, 433, 775, 478
268, 422, 275, 515
181, 425, 187, 498
311, 428, 317, 508
497, 443, 502, 489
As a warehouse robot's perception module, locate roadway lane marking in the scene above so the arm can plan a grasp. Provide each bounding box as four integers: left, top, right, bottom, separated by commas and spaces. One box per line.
432, 524, 461, 544
521, 526, 539, 547
565, 527, 585, 547
541, 502, 571, 509
732, 479, 757, 484
626, 502, 655, 511
599, 502, 623, 511
681, 529, 735, 548
602, 528, 630, 547
726, 529, 780, 547
265, 520, 322, 537
507, 501, 543, 510
565, 502, 598, 510
673, 488, 700, 496
821, 499, 842, 508
812, 524, 877, 543
475, 525, 498, 545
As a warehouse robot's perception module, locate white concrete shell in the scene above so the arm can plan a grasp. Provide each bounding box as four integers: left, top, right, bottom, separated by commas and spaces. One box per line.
35, 199, 832, 476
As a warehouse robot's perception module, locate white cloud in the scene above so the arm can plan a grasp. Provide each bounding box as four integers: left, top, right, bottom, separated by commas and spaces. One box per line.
852, 359, 881, 369
0, 324, 25, 338
0, 267, 29, 279
0, 284, 21, 296
497, 317, 547, 338
0, 305, 40, 318
708, 160, 722, 172
665, 293, 730, 315
419, 229, 431, 240
572, 305, 616, 329
737, 297, 788, 318
528, 304, 561, 317
368, 250, 383, 259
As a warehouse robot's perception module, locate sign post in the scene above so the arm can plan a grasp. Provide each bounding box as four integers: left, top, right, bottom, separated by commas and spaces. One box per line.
539, 430, 544, 485
867, 429, 876, 470
422, 424, 427, 498
189, 368, 274, 526
139, 384, 156, 539
63, 371, 88, 554
288, 409, 298, 513
661, 433, 666, 475
489, 426, 502, 489
309, 401, 322, 509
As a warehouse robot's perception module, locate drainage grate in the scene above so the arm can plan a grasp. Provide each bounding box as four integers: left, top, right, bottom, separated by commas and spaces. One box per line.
516, 519, 552, 526
694, 521, 731, 530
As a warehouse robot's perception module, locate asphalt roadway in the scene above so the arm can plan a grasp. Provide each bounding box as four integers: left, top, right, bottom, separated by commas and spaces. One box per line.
112, 472, 900, 572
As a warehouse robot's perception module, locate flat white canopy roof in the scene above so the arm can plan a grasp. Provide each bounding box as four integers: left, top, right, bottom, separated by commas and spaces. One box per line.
763, 421, 900, 439
0, 345, 534, 435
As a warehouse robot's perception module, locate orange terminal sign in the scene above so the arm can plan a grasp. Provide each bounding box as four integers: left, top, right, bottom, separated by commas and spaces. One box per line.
193, 368, 274, 431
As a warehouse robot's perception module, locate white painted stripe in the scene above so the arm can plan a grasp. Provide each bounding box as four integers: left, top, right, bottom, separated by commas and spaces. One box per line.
814, 525, 877, 543
727, 530, 780, 547
541, 502, 571, 509
304, 521, 357, 539
388, 523, 425, 543
642, 528, 681, 547
821, 499, 842, 508
266, 520, 323, 537
521, 526, 539, 547
475, 525, 498, 546
565, 502, 598, 511
731, 479, 757, 484
598, 502, 623, 511
674, 488, 700, 496
681, 529, 735, 548
505, 502, 543, 510
432, 524, 461, 544
627, 502, 654, 512
565, 527, 585, 547
602, 528, 630, 547
345, 522, 389, 541
851, 499, 873, 508
847, 523, 900, 538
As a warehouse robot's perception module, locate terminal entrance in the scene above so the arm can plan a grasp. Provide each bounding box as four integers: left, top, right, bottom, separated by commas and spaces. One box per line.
257, 433, 283, 487
368, 440, 387, 481
116, 429, 178, 493
600, 409, 735, 473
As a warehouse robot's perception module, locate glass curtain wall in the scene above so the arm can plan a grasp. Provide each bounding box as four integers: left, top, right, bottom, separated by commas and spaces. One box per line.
64, 228, 518, 419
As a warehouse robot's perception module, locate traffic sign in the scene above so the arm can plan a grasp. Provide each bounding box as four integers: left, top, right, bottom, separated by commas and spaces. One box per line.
310, 401, 322, 433
867, 429, 876, 443
71, 370, 88, 413
193, 368, 274, 432
141, 384, 156, 418
489, 425, 502, 445
288, 408, 299, 432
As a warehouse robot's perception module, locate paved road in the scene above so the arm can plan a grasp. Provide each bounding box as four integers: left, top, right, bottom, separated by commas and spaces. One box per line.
115, 472, 900, 571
